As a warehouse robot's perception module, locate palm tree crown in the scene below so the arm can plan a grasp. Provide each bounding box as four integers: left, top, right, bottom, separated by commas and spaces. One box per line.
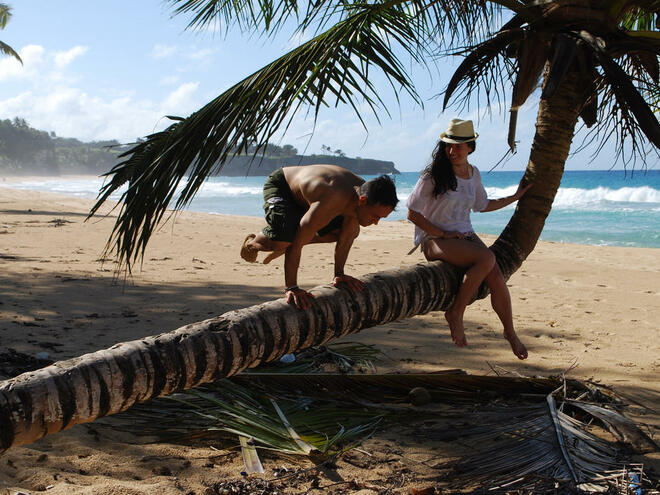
0, 3, 22, 64
91, 0, 659, 271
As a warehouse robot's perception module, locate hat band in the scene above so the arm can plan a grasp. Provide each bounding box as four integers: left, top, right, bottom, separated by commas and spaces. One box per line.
444, 134, 475, 141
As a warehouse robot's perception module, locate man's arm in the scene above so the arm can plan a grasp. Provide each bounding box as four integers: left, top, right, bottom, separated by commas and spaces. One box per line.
332, 217, 364, 291
284, 199, 345, 309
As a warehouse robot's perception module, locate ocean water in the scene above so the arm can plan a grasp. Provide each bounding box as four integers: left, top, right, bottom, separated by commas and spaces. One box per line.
2, 169, 659, 248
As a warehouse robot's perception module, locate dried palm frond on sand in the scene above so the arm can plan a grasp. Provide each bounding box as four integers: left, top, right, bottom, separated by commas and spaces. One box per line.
109, 344, 658, 494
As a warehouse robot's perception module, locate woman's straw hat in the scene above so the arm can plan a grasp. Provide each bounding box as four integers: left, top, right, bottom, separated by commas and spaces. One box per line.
439, 118, 479, 143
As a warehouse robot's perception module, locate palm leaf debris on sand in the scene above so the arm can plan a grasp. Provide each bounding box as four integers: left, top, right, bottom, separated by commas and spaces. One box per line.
109, 343, 658, 494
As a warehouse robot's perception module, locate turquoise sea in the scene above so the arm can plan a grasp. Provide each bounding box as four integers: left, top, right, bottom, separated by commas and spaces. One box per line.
3, 169, 659, 248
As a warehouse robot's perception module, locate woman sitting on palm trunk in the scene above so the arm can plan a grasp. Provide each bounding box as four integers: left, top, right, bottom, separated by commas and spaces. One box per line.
407, 119, 531, 360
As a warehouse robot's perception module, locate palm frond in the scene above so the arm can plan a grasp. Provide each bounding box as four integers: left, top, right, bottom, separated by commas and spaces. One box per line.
633, 50, 659, 82
119, 376, 386, 456
619, 7, 660, 30
166, 0, 301, 34
540, 33, 578, 100
567, 400, 658, 453
167, 0, 505, 49
0, 4, 21, 64
578, 31, 660, 149
90, 3, 430, 270
508, 33, 550, 149
0, 40, 20, 62
409, 0, 506, 46
437, 401, 620, 490
108, 367, 654, 492
442, 29, 523, 113
0, 3, 11, 28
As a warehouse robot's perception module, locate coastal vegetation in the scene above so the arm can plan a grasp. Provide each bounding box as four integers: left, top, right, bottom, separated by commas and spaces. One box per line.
0, 118, 125, 175
0, 118, 398, 175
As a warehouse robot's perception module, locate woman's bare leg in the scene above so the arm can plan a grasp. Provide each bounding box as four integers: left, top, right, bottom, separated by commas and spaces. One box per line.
484, 266, 528, 359
423, 239, 495, 347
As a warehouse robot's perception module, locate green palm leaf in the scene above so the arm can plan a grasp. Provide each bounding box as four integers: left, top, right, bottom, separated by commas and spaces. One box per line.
0, 3, 11, 28
0, 3, 21, 64
90, 3, 431, 270
0, 40, 20, 61
167, 0, 501, 46
167, 0, 300, 32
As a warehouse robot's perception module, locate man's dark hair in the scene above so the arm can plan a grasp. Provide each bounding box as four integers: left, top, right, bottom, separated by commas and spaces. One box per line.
359, 174, 399, 208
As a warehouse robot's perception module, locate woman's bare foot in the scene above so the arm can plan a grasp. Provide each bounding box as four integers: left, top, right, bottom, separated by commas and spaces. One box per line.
445, 309, 468, 347
504, 332, 528, 360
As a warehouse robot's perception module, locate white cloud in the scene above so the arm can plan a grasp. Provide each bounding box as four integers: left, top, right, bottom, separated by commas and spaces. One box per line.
0, 42, 205, 144
160, 75, 180, 86
160, 82, 199, 116
0, 44, 44, 81
188, 48, 214, 61
152, 43, 177, 59
54, 46, 88, 68
0, 87, 164, 142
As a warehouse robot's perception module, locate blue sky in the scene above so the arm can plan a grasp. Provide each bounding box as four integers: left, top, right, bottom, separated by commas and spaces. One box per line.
0, 1, 648, 172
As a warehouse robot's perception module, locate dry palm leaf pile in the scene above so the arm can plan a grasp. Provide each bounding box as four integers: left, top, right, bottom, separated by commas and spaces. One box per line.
109, 343, 659, 494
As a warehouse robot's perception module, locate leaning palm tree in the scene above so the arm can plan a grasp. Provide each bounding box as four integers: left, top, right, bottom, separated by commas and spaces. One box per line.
0, 0, 658, 455
0, 3, 21, 63
90, 0, 660, 277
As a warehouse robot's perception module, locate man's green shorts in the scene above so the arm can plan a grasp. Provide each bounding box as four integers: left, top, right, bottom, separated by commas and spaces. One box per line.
262, 168, 343, 243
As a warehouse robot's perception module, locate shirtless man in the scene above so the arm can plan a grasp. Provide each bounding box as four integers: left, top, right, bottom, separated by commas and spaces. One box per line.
241, 165, 398, 309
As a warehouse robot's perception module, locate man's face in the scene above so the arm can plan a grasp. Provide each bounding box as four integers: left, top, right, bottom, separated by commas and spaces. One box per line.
356, 202, 394, 227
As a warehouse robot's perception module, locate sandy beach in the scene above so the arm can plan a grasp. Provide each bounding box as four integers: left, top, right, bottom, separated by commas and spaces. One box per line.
0, 182, 658, 494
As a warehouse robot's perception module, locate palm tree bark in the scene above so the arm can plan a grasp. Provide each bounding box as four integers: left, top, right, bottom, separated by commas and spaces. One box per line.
491, 68, 585, 279
0, 69, 588, 455
0, 260, 464, 452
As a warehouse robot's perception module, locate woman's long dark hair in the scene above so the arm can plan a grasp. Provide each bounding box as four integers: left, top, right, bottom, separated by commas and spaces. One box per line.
422, 140, 476, 197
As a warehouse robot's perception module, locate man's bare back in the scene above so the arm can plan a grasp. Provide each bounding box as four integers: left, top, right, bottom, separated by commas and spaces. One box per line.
283, 165, 364, 218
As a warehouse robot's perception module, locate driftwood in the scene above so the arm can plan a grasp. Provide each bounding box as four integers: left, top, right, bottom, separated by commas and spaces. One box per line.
0, 260, 461, 453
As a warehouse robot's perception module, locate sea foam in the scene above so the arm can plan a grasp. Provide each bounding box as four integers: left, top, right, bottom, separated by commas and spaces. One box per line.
484, 185, 660, 209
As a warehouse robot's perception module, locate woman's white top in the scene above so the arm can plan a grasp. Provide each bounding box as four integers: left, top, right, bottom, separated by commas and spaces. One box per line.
407, 165, 489, 246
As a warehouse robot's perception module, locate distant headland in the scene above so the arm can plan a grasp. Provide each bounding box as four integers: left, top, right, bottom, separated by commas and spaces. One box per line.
0, 118, 400, 176
216, 154, 399, 176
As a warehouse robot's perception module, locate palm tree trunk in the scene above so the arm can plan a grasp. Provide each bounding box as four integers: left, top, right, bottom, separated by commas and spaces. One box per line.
0, 260, 465, 452
491, 68, 586, 279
